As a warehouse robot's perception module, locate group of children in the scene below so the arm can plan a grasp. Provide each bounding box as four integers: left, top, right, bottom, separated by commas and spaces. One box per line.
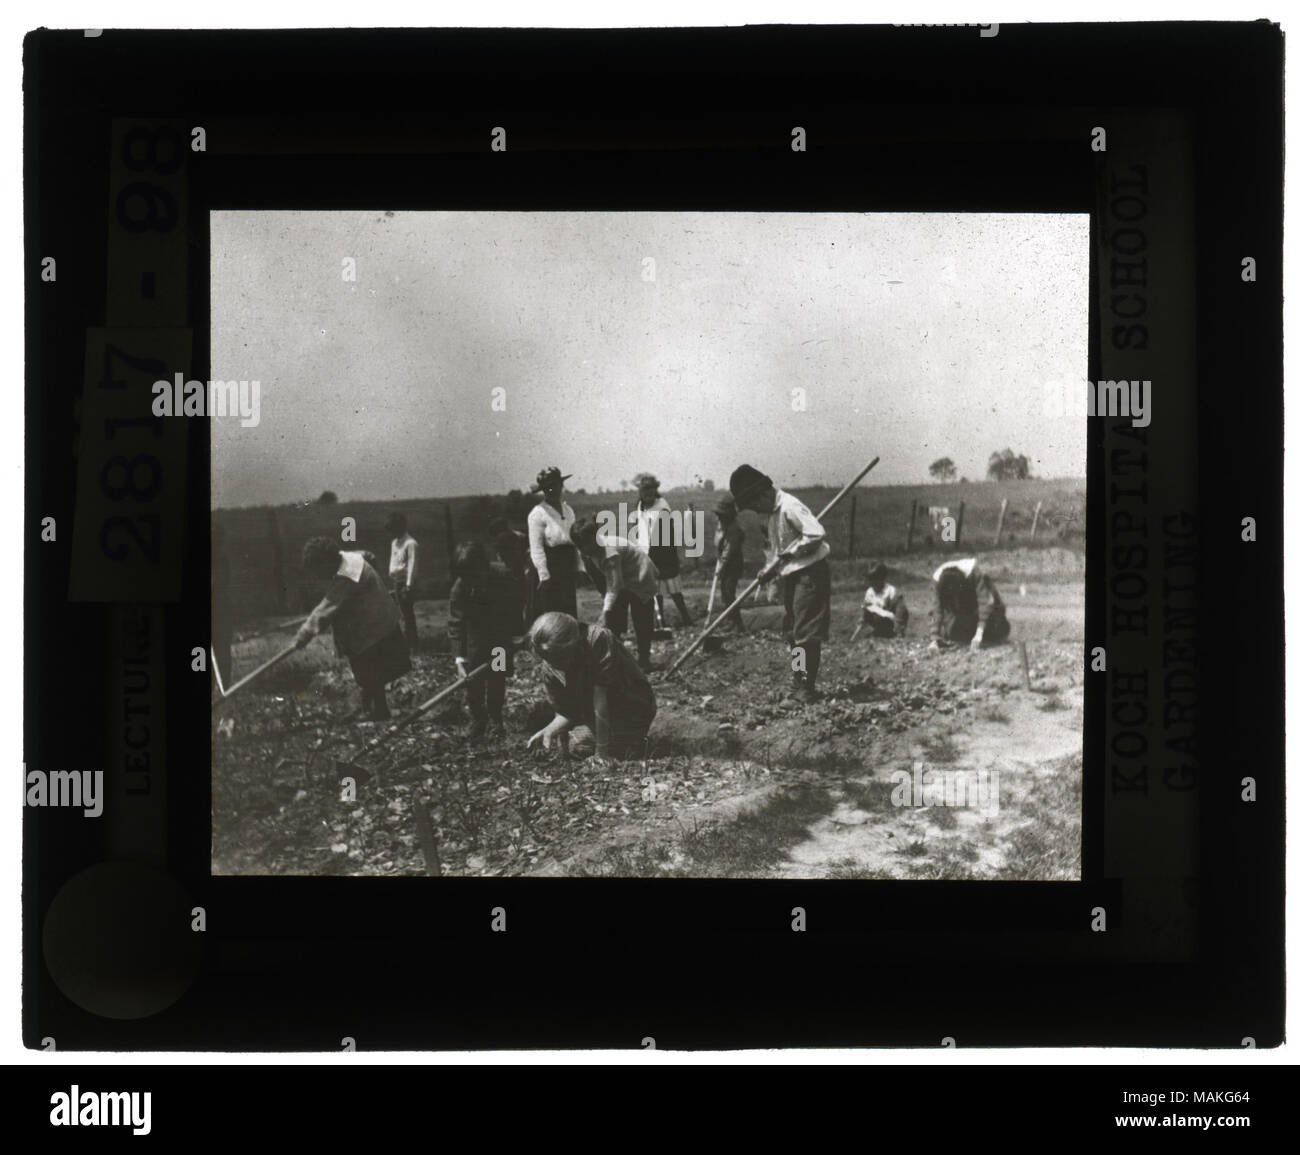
290, 461, 1011, 753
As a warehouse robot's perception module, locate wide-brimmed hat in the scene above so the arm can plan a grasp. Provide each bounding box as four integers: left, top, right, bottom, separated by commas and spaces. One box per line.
530, 466, 572, 494
631, 471, 660, 491
728, 464, 773, 509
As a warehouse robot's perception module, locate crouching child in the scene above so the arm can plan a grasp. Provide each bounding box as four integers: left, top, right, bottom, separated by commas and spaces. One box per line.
295, 536, 412, 721
859, 561, 909, 637
526, 611, 657, 762
448, 541, 521, 739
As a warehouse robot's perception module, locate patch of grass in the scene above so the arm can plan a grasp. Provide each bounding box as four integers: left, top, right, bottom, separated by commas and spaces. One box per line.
900, 838, 929, 857
644, 730, 744, 760
575, 782, 836, 878
792, 747, 863, 777
827, 856, 884, 880
1036, 691, 1066, 712
905, 857, 980, 880
921, 733, 960, 763
840, 778, 890, 811
574, 841, 676, 878
983, 704, 1012, 724
926, 805, 959, 830
676, 784, 835, 875
994, 751, 1081, 879
719, 729, 745, 755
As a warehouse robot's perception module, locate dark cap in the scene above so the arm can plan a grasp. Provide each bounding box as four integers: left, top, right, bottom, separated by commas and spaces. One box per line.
568, 516, 600, 550
384, 512, 408, 535
301, 536, 340, 572
867, 561, 887, 580
728, 464, 773, 509
530, 466, 572, 494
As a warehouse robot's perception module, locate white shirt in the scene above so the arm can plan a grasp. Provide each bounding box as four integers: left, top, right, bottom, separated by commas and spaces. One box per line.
592, 535, 659, 613
338, 550, 366, 583
863, 583, 900, 616
766, 489, 830, 577
933, 557, 978, 583
628, 496, 670, 554
389, 534, 418, 587
527, 500, 576, 581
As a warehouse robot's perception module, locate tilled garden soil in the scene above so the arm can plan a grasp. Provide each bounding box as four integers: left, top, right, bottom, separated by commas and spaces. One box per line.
213, 549, 1083, 880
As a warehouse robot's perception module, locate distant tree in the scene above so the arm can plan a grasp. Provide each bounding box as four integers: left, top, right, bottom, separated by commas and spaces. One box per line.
317, 490, 338, 505
987, 449, 1032, 481
929, 457, 957, 483
619, 479, 629, 489
702, 479, 715, 492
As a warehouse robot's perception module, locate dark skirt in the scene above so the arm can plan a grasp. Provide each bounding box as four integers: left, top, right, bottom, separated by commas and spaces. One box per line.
648, 543, 680, 580
537, 574, 578, 618
782, 559, 831, 647
348, 627, 411, 690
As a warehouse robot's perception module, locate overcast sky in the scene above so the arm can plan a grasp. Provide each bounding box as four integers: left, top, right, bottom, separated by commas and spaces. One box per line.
211, 210, 1087, 508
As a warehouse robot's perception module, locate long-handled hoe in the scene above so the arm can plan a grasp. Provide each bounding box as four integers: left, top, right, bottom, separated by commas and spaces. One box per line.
331, 661, 491, 786
665, 456, 881, 678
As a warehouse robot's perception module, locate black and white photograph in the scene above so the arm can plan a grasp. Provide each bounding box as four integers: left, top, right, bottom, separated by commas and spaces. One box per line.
210, 209, 1089, 879
17, 8, 1287, 1081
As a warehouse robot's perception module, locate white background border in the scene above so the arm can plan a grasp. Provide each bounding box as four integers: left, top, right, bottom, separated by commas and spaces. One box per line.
4, 0, 1292, 1067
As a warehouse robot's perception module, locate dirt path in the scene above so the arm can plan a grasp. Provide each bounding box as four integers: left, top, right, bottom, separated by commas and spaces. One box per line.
774, 685, 1083, 880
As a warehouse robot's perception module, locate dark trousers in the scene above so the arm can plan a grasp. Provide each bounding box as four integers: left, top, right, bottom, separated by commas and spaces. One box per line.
863, 601, 909, 637
718, 568, 743, 629
937, 603, 1010, 646
466, 670, 507, 722
605, 590, 654, 664
392, 586, 418, 645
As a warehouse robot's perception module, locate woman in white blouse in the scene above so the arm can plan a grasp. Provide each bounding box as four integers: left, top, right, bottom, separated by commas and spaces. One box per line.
526, 466, 580, 618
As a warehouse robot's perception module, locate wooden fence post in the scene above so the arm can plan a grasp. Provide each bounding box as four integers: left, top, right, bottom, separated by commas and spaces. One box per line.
905, 499, 918, 552
954, 500, 965, 547
847, 494, 857, 558
1030, 500, 1043, 543
994, 497, 1008, 546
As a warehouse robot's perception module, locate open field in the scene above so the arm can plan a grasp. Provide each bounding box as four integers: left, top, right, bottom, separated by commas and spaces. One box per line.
212, 544, 1083, 880
214, 477, 1085, 623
